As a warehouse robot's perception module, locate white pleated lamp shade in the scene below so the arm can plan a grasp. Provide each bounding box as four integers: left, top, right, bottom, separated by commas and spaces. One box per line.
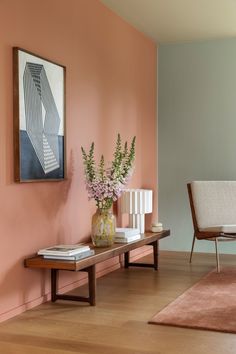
121, 189, 153, 214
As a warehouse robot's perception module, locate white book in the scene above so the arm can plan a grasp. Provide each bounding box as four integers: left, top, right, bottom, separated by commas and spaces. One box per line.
43, 249, 95, 261
38, 244, 90, 256
114, 234, 141, 243
115, 227, 140, 237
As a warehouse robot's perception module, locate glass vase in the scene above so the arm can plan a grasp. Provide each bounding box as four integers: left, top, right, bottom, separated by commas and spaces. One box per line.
91, 208, 116, 247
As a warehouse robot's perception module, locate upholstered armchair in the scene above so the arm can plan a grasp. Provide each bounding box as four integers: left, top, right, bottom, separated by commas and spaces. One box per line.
187, 181, 236, 272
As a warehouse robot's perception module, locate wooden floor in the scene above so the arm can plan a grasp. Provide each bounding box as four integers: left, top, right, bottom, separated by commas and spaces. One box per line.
1, 251, 236, 354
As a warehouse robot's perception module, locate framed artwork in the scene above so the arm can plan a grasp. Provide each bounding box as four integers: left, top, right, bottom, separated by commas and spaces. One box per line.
13, 47, 66, 182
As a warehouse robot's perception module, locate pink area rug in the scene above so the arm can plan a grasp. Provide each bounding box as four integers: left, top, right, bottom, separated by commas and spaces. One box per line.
149, 267, 236, 333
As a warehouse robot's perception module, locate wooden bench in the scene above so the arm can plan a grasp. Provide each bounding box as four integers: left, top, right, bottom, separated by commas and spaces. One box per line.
24, 230, 170, 306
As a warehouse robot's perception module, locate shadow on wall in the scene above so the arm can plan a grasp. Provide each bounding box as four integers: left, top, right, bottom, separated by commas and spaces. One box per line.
32, 149, 75, 245
27, 149, 75, 221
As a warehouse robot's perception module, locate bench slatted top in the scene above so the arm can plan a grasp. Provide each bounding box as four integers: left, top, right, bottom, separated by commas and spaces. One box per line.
25, 230, 170, 271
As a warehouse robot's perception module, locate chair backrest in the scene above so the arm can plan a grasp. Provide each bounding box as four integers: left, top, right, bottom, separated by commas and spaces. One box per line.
188, 181, 236, 229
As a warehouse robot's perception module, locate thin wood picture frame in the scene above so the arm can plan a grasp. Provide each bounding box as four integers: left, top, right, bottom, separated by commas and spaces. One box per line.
13, 47, 66, 182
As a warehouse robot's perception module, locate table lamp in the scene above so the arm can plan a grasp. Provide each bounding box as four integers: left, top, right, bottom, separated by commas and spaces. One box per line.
120, 189, 153, 234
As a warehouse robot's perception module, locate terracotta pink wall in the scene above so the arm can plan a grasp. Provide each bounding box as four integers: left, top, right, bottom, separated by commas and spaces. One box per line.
0, 0, 157, 321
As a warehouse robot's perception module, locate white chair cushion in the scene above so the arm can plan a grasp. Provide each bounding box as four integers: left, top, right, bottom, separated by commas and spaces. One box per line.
199, 224, 236, 233
191, 181, 236, 229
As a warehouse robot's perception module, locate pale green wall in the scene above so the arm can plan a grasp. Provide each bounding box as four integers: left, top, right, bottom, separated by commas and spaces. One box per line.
159, 39, 236, 253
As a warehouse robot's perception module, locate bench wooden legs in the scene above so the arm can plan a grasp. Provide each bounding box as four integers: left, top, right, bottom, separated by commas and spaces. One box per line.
51, 269, 58, 302
88, 265, 96, 305
50, 241, 159, 306
124, 240, 159, 270
51, 265, 96, 306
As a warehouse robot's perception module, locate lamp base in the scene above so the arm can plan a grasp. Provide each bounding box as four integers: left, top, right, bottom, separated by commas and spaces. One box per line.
129, 214, 145, 234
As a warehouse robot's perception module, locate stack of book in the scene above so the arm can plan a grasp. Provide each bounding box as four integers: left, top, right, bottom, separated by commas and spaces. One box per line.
38, 244, 95, 260
114, 228, 141, 243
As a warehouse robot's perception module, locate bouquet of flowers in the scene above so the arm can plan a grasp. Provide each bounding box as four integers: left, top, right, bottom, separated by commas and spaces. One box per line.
81, 134, 136, 212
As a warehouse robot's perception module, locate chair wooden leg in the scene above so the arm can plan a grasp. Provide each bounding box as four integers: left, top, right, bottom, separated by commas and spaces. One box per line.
189, 234, 196, 263
215, 238, 220, 273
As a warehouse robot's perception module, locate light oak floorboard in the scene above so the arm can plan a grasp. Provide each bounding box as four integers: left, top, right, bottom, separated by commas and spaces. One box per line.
1, 251, 236, 354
